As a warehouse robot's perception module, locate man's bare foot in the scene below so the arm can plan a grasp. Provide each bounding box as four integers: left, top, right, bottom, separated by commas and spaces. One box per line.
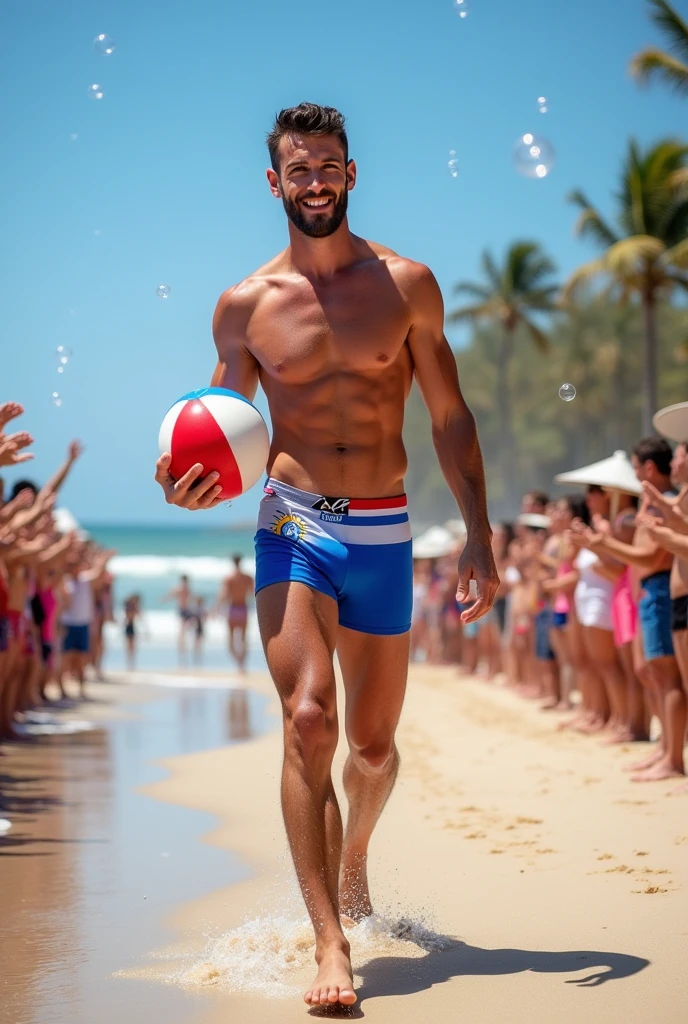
624, 748, 664, 773
305, 945, 356, 1007
339, 853, 373, 922
572, 715, 607, 734
631, 759, 684, 783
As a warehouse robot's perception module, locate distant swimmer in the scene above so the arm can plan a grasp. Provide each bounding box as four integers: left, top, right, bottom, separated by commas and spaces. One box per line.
216, 554, 253, 672
155, 102, 497, 1009
123, 594, 142, 672
162, 573, 194, 663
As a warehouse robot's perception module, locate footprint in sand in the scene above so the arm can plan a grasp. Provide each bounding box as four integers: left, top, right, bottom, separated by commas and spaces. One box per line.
597, 853, 615, 861
633, 885, 669, 894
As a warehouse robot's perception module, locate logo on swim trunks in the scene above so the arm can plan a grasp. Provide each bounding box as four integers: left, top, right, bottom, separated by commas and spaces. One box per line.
312, 496, 350, 515
272, 512, 308, 541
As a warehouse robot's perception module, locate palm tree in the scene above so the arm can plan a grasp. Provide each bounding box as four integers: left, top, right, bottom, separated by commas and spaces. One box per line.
630, 0, 688, 95
566, 139, 688, 434
448, 242, 559, 509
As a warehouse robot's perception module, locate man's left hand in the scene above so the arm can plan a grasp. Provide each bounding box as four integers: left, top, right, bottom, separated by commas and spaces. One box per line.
455, 535, 500, 624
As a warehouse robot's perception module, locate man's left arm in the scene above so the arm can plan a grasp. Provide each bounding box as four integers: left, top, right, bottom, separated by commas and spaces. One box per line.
405, 264, 498, 622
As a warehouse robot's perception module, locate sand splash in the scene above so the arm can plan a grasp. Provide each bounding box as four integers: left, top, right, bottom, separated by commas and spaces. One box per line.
161, 909, 455, 999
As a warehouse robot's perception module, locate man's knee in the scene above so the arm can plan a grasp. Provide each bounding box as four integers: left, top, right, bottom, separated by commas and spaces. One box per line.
349, 734, 397, 773
286, 697, 338, 760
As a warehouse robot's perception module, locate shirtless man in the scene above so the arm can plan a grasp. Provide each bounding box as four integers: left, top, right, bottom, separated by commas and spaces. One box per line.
216, 554, 253, 671
586, 438, 683, 782
154, 103, 497, 1008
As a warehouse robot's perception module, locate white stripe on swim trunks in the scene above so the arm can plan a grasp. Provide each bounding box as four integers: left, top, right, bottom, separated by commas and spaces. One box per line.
348, 505, 407, 518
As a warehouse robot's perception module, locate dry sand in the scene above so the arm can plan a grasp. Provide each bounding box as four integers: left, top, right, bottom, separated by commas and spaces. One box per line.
136, 667, 688, 1023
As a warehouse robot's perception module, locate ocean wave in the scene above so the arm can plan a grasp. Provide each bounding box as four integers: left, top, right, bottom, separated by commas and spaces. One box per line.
109, 555, 256, 580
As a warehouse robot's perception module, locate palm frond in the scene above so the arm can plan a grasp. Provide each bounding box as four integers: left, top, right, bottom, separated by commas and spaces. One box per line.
648, 0, 688, 63
563, 258, 608, 300
606, 235, 665, 277
522, 318, 551, 353
568, 190, 619, 248
481, 250, 504, 293
662, 237, 688, 269
452, 281, 492, 301
629, 48, 688, 93
446, 300, 501, 325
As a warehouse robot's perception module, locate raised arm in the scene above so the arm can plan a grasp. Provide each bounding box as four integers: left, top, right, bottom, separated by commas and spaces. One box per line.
155, 283, 261, 511
39, 440, 83, 500
405, 264, 498, 621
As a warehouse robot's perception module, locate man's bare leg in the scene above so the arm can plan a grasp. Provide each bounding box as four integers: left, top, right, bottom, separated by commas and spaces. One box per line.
632, 656, 685, 781
337, 628, 409, 920
257, 583, 356, 1008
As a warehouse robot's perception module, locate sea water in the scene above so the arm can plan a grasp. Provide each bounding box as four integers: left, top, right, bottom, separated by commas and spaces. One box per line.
86, 523, 264, 672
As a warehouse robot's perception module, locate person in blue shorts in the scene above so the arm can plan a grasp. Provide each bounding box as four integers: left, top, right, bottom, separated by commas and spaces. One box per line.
155, 102, 498, 1009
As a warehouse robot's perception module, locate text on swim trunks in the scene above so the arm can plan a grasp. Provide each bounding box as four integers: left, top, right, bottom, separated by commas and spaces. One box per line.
312, 495, 351, 522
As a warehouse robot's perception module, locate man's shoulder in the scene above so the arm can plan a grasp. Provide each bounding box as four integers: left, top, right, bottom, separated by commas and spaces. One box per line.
364, 240, 434, 285
214, 252, 290, 320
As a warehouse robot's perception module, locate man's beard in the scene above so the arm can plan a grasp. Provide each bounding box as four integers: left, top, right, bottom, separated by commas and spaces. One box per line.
281, 188, 348, 238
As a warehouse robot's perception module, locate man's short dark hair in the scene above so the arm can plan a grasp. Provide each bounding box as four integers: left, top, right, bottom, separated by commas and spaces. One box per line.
267, 102, 348, 173
633, 436, 673, 476
527, 490, 549, 509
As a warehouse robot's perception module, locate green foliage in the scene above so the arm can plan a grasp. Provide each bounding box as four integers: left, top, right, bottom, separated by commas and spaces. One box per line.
403, 296, 688, 526
630, 0, 688, 95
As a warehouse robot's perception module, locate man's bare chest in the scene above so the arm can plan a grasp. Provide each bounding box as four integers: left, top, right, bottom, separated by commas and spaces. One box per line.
248, 281, 411, 383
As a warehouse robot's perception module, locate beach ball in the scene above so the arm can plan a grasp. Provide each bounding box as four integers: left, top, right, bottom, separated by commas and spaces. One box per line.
158, 387, 270, 499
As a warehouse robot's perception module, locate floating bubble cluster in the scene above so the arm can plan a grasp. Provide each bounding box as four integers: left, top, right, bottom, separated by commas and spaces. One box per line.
537, 95, 548, 113
51, 392, 62, 408
87, 83, 104, 100
447, 150, 459, 178
559, 383, 576, 402
454, 0, 469, 18
513, 133, 555, 179
156, 284, 171, 300
94, 34, 116, 56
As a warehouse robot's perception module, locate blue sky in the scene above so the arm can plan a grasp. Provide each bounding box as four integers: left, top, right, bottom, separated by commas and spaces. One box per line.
1, 0, 684, 524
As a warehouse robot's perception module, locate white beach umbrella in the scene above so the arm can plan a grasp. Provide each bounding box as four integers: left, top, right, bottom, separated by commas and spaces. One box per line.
554, 449, 641, 519
412, 525, 455, 559
652, 401, 688, 444
554, 450, 641, 495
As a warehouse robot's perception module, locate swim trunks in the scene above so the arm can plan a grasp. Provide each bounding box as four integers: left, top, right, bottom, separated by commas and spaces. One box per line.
228, 605, 248, 628
255, 478, 413, 636
638, 571, 674, 659
535, 607, 555, 660
671, 594, 687, 633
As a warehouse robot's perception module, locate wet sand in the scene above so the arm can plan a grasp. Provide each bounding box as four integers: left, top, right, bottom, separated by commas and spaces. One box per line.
134, 666, 688, 1024
0, 676, 275, 1024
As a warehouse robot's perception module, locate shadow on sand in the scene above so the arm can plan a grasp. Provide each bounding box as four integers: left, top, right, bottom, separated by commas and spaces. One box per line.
308, 939, 650, 1018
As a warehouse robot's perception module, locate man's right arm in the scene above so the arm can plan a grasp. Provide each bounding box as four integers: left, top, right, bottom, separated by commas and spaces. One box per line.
155, 284, 261, 511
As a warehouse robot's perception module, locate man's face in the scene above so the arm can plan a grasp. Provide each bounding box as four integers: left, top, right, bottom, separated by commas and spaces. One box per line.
632, 454, 652, 485
671, 443, 688, 486
268, 133, 355, 239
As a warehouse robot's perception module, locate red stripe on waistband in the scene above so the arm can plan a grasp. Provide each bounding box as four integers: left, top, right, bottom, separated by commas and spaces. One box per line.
348, 495, 407, 510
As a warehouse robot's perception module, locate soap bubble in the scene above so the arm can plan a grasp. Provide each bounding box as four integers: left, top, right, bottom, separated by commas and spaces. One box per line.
156, 284, 171, 299
454, 0, 469, 17
558, 383, 576, 402
56, 345, 72, 366
513, 133, 555, 179
51, 392, 62, 408
94, 34, 116, 55
94, 229, 101, 236
447, 150, 459, 178
69, 133, 78, 142
537, 95, 548, 113
87, 84, 104, 100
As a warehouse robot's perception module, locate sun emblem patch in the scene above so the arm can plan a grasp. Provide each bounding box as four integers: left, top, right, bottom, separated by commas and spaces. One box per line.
272, 511, 308, 542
